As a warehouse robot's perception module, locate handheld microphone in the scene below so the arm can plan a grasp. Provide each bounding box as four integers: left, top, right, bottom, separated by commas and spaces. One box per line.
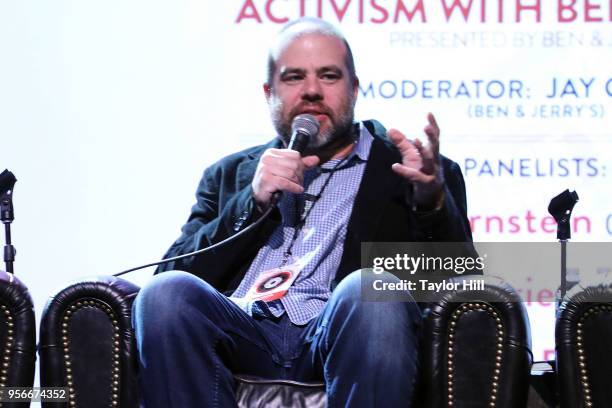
288, 113, 319, 154
270, 114, 320, 205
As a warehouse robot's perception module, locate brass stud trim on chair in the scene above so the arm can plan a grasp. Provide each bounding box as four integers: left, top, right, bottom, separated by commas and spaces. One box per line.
0, 304, 13, 391
61, 298, 122, 408
447, 302, 504, 408
575, 303, 612, 408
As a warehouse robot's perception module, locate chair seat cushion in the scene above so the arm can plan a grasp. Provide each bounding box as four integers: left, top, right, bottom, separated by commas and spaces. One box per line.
235, 375, 326, 408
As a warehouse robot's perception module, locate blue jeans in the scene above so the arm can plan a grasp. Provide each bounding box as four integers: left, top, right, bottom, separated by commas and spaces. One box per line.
132, 270, 421, 407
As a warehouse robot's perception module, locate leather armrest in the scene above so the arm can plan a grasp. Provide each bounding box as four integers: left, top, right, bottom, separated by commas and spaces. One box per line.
418, 275, 533, 408
39, 276, 141, 408
556, 282, 612, 408
0, 270, 36, 402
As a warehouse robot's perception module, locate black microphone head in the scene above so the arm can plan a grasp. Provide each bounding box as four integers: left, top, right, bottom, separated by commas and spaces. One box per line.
0, 169, 17, 194
289, 114, 320, 154
548, 189, 579, 219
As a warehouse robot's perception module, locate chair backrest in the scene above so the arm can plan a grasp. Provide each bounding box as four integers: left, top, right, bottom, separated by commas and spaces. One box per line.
556, 283, 612, 408
39, 276, 141, 408
418, 276, 533, 408
0, 271, 36, 393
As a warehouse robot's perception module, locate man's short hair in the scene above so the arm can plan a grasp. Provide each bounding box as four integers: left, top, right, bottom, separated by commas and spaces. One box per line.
266, 18, 358, 87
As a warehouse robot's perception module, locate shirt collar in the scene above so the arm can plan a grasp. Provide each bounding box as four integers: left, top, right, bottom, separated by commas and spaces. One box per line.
318, 122, 373, 170
352, 121, 373, 162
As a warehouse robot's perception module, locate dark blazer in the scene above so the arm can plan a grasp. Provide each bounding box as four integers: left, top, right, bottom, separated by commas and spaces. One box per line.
157, 120, 472, 293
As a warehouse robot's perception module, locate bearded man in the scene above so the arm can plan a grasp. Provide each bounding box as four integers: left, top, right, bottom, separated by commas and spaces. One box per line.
133, 17, 472, 408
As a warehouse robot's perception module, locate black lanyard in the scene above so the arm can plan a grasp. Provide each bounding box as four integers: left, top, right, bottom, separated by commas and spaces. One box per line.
280, 155, 350, 266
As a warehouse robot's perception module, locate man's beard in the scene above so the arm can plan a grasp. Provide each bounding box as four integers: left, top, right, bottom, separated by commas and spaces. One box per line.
270, 98, 355, 156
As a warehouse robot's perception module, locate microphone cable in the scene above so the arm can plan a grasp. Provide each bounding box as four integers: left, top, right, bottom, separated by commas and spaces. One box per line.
114, 204, 275, 277
114, 113, 319, 278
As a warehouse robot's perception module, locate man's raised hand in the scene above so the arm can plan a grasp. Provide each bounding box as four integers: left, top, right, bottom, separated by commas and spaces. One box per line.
388, 113, 444, 210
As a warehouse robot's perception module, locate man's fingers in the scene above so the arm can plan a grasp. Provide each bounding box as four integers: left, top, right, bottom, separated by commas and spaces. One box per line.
389, 114, 444, 209
427, 112, 439, 132
387, 129, 406, 146
423, 126, 440, 157
260, 174, 303, 195
423, 125, 439, 145
387, 129, 414, 155
269, 148, 302, 159
424, 123, 438, 138
262, 153, 301, 172
273, 176, 304, 194
391, 163, 434, 184
389, 129, 424, 171
414, 138, 434, 161
424, 113, 440, 155
253, 148, 311, 207
272, 166, 302, 184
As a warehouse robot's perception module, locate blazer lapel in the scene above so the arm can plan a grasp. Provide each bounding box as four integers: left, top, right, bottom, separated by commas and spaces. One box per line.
236, 159, 259, 190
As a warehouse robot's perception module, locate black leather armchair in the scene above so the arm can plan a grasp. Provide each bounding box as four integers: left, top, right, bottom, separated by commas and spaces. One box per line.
39, 274, 533, 408
39, 277, 141, 408
0, 270, 37, 407
556, 282, 612, 408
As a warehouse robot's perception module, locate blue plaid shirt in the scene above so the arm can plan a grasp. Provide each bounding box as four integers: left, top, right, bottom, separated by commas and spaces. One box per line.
231, 123, 373, 325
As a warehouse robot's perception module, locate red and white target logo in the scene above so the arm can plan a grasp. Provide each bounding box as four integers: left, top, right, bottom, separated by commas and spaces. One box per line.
256, 271, 291, 293
244, 268, 298, 302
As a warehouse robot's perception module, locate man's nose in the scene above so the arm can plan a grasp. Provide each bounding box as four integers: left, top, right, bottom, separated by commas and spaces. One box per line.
301, 77, 323, 102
